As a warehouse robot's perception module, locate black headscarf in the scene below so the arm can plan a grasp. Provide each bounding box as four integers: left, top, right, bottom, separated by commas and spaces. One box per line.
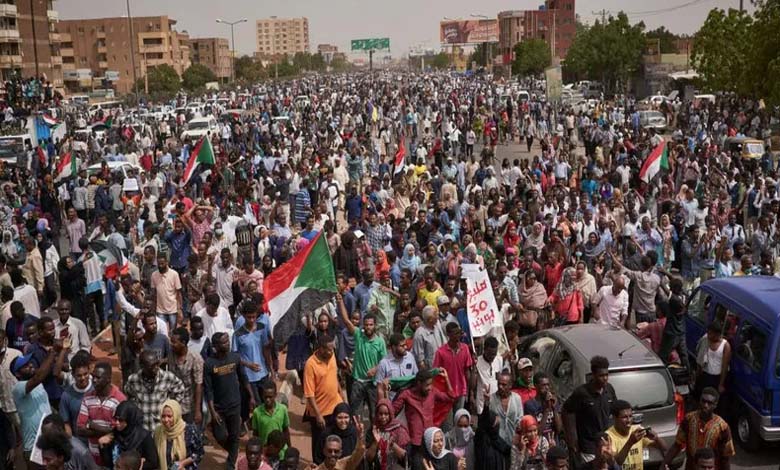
114, 401, 151, 451
314, 402, 358, 464
475, 408, 511, 470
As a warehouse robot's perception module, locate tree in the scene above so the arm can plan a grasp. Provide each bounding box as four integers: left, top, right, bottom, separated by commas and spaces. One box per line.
234, 56, 265, 83
431, 52, 452, 69
467, 43, 498, 69
562, 12, 645, 94
136, 64, 180, 98
181, 64, 217, 91
645, 26, 679, 54
512, 39, 552, 77
330, 56, 351, 72
691, 8, 754, 95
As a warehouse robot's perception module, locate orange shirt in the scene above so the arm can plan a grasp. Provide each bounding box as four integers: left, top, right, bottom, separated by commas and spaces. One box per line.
303, 353, 341, 417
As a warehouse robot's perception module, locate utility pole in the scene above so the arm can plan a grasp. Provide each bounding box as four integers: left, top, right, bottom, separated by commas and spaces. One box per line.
216, 18, 248, 83
592, 9, 608, 23
369, 49, 374, 72
126, 0, 139, 101
739, 0, 744, 12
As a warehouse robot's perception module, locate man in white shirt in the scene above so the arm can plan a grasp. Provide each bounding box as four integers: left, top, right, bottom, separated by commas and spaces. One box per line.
195, 293, 235, 342
53, 299, 91, 361
474, 336, 505, 414
591, 277, 629, 328
11, 269, 40, 318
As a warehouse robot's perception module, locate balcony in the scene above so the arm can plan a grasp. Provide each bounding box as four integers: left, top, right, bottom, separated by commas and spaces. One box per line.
51, 55, 62, 65
98, 60, 108, 68
0, 29, 20, 41
97, 44, 107, 53
97, 31, 105, 39
0, 54, 21, 67
60, 47, 73, 56
0, 3, 17, 17
49, 31, 61, 42
144, 57, 168, 67
47, 10, 58, 21
140, 44, 166, 54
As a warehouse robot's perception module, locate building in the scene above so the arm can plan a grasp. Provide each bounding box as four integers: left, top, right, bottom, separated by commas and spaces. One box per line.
57, 15, 191, 94
0, 0, 63, 87
316, 43, 337, 63
255, 16, 309, 61
497, 0, 576, 68
189, 37, 231, 81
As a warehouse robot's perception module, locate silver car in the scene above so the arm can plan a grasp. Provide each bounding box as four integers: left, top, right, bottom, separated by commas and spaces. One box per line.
639, 110, 668, 132
518, 324, 684, 468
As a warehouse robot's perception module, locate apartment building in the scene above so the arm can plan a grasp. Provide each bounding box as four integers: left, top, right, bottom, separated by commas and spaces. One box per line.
57, 15, 191, 94
498, 0, 576, 66
0, 0, 63, 86
189, 37, 231, 81
255, 16, 309, 61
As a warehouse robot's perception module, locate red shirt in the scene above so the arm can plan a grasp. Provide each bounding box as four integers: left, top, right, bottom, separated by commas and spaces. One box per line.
77, 385, 126, 465
433, 343, 474, 398
544, 262, 564, 295
393, 386, 454, 446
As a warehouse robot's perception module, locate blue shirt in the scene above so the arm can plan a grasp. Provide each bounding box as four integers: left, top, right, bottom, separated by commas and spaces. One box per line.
294, 189, 311, 224
232, 322, 268, 383
165, 229, 192, 270
5, 314, 37, 351
29, 342, 63, 401
13, 381, 52, 451
59, 384, 92, 439
345, 196, 363, 223
353, 282, 375, 315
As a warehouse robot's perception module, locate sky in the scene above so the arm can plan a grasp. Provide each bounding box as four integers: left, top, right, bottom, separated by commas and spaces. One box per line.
58, 0, 752, 57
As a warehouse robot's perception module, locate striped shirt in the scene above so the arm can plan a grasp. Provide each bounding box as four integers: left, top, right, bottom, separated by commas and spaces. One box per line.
81, 252, 104, 295
77, 386, 126, 465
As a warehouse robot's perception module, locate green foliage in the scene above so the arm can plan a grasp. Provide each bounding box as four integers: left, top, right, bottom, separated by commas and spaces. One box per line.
234, 56, 265, 83
431, 52, 452, 69
691, 8, 754, 95
467, 43, 498, 69
136, 64, 180, 99
181, 63, 217, 91
330, 56, 351, 72
562, 12, 645, 93
512, 39, 552, 77
645, 26, 679, 54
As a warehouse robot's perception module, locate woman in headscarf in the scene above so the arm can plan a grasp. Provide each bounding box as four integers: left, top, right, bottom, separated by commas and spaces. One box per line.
333, 231, 360, 280
523, 222, 545, 255
314, 403, 358, 464
374, 249, 392, 278
462, 243, 484, 269
547, 267, 583, 325
658, 213, 677, 269
411, 427, 459, 470
112, 401, 159, 470
502, 221, 522, 251
510, 416, 549, 470
573, 261, 597, 323
398, 243, 421, 273
154, 400, 204, 470
518, 270, 548, 334
579, 232, 605, 270
445, 409, 474, 470
0, 230, 19, 260
474, 408, 511, 470
366, 399, 410, 470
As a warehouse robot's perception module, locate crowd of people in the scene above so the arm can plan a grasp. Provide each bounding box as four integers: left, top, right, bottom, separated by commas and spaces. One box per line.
1, 70, 777, 470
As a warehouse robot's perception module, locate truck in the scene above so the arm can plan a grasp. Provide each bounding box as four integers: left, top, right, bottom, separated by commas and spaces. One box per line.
0, 117, 38, 168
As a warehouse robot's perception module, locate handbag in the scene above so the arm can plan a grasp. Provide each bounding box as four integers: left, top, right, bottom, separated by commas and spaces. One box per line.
518, 308, 540, 329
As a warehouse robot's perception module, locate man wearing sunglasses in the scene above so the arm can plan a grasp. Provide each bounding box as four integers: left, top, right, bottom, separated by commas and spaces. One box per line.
662, 387, 735, 470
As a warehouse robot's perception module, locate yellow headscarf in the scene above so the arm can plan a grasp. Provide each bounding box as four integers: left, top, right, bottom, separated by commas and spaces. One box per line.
154, 400, 187, 468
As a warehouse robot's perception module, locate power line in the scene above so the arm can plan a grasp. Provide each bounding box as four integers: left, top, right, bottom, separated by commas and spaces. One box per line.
589, 0, 715, 21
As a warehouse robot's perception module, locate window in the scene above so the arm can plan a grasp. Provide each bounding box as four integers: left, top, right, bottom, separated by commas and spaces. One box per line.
608, 368, 673, 410
736, 321, 767, 371
551, 349, 576, 399
713, 305, 739, 342
687, 289, 711, 324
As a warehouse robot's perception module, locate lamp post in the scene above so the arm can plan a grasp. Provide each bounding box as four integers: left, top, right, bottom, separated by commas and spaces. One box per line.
126, 0, 139, 100
470, 14, 490, 69
216, 18, 247, 83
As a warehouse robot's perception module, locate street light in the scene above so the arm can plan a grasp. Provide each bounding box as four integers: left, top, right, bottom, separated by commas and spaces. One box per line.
216, 18, 247, 83
470, 14, 490, 68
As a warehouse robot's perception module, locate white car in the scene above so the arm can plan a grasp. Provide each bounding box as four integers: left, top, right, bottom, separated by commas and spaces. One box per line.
181, 117, 217, 140
87, 161, 143, 189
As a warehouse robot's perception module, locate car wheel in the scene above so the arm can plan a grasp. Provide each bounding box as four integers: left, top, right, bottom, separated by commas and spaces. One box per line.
735, 404, 762, 452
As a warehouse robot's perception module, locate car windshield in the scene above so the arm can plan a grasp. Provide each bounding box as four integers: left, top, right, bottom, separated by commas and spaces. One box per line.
188, 121, 210, 129
608, 368, 673, 410
0, 138, 23, 158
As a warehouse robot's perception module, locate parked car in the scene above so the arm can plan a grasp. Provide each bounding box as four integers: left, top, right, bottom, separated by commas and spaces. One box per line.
685, 277, 780, 450
639, 110, 668, 132
519, 324, 684, 469
180, 116, 217, 140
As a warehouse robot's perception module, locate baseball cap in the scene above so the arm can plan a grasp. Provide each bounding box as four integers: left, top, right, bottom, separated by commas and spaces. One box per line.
518, 357, 534, 370
10, 354, 34, 375
437, 295, 451, 306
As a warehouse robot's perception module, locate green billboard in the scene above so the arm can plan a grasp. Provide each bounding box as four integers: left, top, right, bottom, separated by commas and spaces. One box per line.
351, 38, 390, 51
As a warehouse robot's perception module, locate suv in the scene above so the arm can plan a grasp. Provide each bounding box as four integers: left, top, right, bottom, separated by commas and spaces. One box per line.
519, 324, 684, 468
180, 117, 217, 140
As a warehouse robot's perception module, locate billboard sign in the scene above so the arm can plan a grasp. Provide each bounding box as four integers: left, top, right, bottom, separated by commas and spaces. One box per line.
545, 65, 563, 102
351, 38, 390, 51
440, 19, 498, 44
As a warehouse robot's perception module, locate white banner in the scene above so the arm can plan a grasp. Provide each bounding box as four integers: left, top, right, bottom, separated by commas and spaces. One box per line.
466, 269, 501, 337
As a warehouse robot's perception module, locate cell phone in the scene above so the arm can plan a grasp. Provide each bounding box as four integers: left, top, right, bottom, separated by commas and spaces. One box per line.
642, 427, 652, 434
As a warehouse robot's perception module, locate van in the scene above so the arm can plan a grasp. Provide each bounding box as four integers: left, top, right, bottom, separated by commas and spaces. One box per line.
685, 277, 780, 450
0, 133, 35, 166
88, 100, 122, 118
519, 325, 684, 468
